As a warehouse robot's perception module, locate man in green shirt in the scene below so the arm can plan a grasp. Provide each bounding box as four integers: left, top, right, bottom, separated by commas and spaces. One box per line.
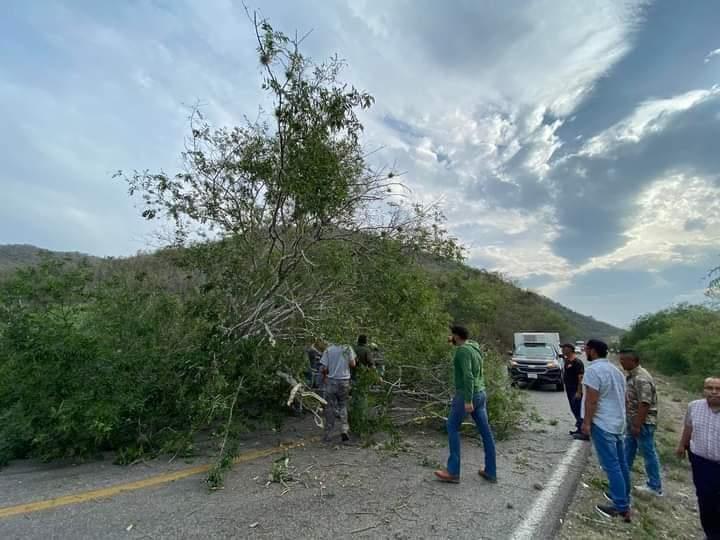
435, 325, 497, 483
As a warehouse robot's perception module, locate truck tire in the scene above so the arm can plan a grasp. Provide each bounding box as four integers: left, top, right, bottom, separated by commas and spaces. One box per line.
555, 382, 564, 392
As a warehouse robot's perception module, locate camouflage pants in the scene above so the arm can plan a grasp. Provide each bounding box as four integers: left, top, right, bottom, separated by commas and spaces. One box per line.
324, 379, 350, 435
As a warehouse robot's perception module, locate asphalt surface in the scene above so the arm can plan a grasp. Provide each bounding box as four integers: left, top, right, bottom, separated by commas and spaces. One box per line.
0, 385, 584, 540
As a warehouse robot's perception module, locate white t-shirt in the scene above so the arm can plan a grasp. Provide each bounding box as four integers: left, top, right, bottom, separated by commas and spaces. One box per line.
581, 358, 626, 435
320, 345, 356, 380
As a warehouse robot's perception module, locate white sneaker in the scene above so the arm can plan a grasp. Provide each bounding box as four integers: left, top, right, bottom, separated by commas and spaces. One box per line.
634, 484, 663, 497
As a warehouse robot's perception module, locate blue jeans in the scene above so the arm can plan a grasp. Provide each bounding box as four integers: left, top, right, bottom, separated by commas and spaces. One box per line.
591, 424, 630, 512
625, 424, 662, 492
446, 392, 497, 478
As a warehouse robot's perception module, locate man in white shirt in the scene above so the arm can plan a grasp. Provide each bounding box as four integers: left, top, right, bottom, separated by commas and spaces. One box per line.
320, 344, 356, 443
581, 339, 631, 522
676, 377, 720, 539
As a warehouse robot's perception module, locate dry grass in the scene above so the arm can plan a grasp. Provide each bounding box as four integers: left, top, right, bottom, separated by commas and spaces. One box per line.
558, 374, 704, 540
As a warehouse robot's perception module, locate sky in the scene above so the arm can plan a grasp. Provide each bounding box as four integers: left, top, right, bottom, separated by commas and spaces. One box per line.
1, 1, 719, 328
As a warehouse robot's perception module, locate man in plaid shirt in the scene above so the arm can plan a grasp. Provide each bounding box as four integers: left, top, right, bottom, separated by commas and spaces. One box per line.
676, 377, 720, 540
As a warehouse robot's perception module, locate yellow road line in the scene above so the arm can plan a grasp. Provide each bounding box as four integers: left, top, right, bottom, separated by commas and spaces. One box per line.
0, 440, 310, 520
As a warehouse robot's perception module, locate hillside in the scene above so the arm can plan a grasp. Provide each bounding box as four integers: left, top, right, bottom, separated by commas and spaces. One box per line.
419, 256, 623, 345
540, 296, 624, 342
0, 243, 623, 345
0, 244, 99, 274
0, 238, 619, 469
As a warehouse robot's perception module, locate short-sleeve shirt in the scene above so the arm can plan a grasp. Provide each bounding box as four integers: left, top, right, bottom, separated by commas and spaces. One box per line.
625, 366, 658, 425
685, 399, 720, 462
354, 344, 373, 368
581, 358, 626, 435
563, 357, 585, 391
320, 345, 356, 380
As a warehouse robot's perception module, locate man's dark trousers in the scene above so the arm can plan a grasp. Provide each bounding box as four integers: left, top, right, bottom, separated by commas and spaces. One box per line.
566, 386, 582, 431
689, 451, 720, 539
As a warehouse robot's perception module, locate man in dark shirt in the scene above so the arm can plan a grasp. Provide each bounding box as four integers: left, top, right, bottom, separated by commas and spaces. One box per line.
354, 335, 373, 368
562, 343, 586, 439
305, 340, 324, 389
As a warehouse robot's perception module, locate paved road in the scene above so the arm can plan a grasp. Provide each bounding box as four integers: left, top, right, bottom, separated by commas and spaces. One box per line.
0, 386, 584, 540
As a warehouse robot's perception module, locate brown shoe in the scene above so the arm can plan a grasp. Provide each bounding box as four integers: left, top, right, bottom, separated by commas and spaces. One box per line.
434, 469, 460, 483
478, 469, 497, 483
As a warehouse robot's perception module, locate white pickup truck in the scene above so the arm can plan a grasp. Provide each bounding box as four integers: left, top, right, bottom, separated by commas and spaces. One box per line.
508, 332, 564, 390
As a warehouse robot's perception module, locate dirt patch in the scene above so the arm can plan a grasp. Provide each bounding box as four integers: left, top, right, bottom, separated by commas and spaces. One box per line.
558, 375, 704, 540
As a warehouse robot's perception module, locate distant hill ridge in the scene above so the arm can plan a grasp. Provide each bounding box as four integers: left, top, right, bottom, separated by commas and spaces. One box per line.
0, 244, 101, 273
0, 243, 624, 342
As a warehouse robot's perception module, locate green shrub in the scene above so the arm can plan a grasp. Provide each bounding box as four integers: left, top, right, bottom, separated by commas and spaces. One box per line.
622, 305, 720, 389
484, 350, 525, 440
0, 260, 293, 466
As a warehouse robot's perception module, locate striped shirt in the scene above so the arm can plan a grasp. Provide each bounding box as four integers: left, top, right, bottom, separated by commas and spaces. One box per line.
685, 399, 720, 462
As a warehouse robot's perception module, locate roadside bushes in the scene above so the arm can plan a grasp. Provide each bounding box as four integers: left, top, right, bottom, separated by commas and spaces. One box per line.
621, 304, 720, 388
0, 259, 294, 466
0, 249, 530, 467
483, 349, 524, 440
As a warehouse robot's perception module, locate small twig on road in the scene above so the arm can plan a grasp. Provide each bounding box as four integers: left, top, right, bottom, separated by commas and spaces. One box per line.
351, 523, 380, 535
390, 506, 417, 522
394, 501, 420, 519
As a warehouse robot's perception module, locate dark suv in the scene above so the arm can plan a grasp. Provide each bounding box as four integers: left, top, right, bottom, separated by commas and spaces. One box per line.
509, 343, 564, 391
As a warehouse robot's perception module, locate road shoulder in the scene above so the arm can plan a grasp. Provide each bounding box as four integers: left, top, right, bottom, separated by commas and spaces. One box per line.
557, 375, 704, 540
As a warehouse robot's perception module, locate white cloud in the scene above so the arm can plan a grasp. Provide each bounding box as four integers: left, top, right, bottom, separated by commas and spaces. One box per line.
580, 87, 720, 156
585, 174, 720, 269
539, 173, 720, 298
8, 0, 720, 325
704, 48, 720, 63
460, 206, 572, 280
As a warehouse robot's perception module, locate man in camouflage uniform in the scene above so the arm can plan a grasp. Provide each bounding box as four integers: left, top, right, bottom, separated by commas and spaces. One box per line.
620, 349, 663, 497
320, 343, 356, 443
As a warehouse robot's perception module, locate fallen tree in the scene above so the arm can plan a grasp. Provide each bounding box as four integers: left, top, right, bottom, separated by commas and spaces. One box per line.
0, 16, 522, 476
117, 15, 462, 486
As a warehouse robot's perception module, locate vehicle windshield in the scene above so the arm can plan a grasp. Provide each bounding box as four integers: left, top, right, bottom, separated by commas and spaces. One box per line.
515, 344, 556, 358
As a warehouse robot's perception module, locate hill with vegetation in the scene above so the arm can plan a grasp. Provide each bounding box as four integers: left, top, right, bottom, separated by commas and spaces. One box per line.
0, 243, 622, 347
0, 19, 622, 485
539, 296, 624, 343
0, 244, 98, 274
0, 239, 621, 474
621, 304, 719, 390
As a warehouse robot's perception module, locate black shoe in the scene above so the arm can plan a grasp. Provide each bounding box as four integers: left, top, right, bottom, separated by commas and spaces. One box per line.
595, 504, 631, 523
341, 432, 350, 442
603, 491, 612, 502
572, 433, 590, 441
569, 429, 579, 435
